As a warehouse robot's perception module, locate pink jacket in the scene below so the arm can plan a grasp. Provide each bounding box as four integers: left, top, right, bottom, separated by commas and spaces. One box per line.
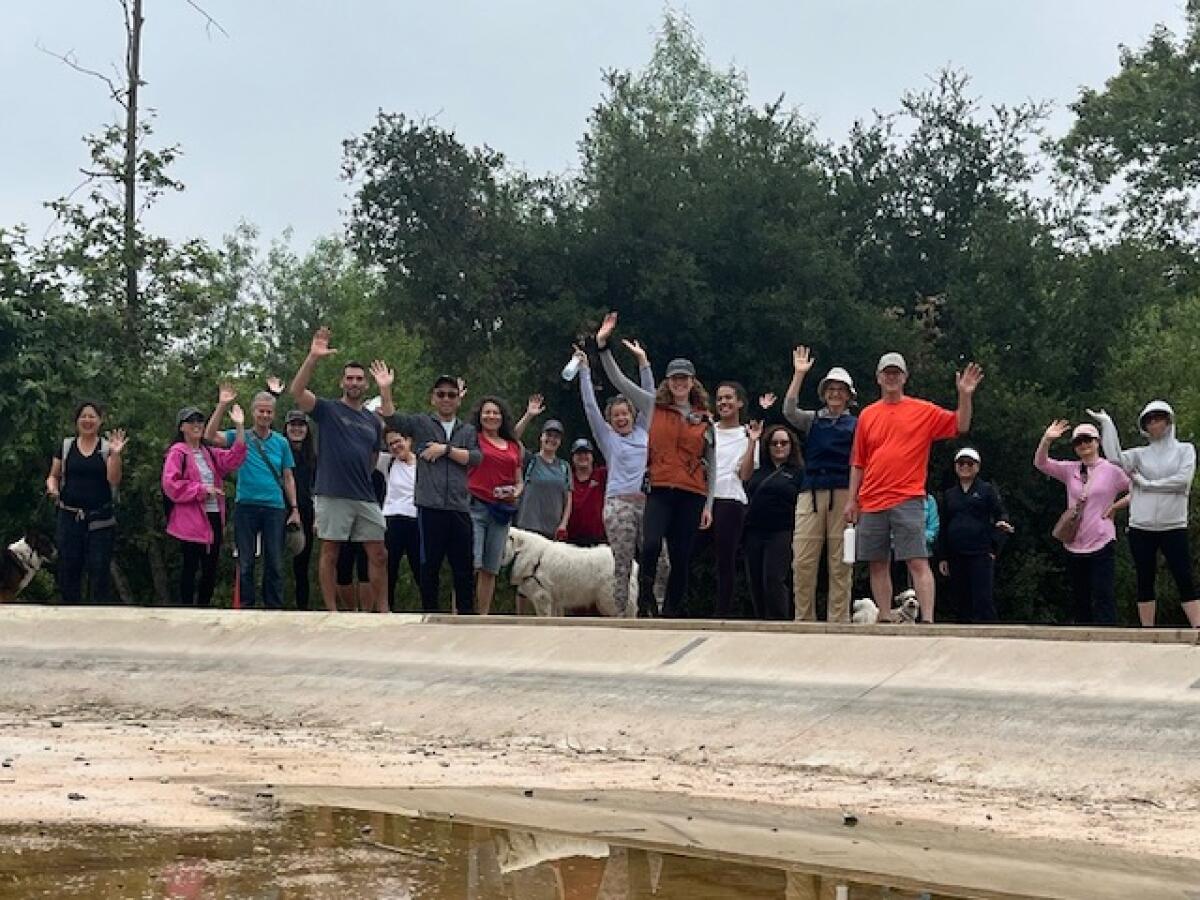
162, 440, 248, 545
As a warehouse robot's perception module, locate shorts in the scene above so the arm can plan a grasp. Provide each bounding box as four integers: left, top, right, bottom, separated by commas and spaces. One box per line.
314, 496, 386, 543
470, 498, 511, 574
856, 497, 927, 561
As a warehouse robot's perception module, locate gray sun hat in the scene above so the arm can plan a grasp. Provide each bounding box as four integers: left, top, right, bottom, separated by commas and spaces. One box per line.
176, 406, 204, 426
286, 522, 306, 557
665, 358, 696, 378
817, 366, 857, 400
876, 352, 908, 374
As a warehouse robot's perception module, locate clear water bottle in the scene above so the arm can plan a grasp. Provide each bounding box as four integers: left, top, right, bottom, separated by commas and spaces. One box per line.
561, 354, 582, 382
842, 525, 856, 564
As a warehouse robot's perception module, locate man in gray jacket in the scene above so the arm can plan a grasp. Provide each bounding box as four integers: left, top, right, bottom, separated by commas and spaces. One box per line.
372, 362, 481, 613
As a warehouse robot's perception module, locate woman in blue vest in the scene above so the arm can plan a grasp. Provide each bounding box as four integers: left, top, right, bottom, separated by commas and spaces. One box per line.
782, 346, 858, 622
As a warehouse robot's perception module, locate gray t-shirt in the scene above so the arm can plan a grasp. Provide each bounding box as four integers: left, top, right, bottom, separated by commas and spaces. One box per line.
515, 453, 571, 537
310, 397, 383, 502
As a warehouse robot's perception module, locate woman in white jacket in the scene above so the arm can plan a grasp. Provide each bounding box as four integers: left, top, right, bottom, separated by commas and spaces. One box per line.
1089, 401, 1200, 628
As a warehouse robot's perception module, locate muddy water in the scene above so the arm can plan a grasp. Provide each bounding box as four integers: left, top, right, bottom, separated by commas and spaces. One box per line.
0, 805, 981, 899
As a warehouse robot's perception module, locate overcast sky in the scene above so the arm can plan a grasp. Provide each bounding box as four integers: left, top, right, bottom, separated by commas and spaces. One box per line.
0, 1, 1188, 251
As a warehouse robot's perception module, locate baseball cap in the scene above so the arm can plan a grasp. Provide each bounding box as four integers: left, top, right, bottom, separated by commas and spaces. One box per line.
1072, 423, 1100, 442
542, 419, 564, 434
954, 447, 981, 464
285, 409, 309, 424
665, 358, 696, 378
431, 374, 459, 392
571, 438, 593, 454
176, 406, 204, 426
876, 352, 908, 374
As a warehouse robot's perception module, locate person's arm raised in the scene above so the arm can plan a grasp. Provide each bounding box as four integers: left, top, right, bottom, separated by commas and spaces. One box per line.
204, 383, 235, 448
514, 394, 544, 441
955, 362, 984, 434
783, 345, 816, 433
105, 428, 127, 487
290, 327, 336, 413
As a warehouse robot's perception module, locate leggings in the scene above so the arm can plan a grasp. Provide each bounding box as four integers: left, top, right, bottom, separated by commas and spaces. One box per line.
708, 499, 747, 618
291, 504, 315, 610
603, 496, 644, 616
386, 514, 421, 610
1127, 527, 1196, 603
178, 512, 223, 607
1067, 541, 1116, 625
639, 488, 706, 618
744, 529, 792, 620
947, 553, 997, 623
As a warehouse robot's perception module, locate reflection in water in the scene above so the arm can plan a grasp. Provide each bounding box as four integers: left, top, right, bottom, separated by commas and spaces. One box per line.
0, 807, 967, 899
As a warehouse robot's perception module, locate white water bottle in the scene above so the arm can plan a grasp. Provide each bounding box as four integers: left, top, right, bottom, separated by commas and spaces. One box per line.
842, 525, 856, 564
561, 354, 582, 382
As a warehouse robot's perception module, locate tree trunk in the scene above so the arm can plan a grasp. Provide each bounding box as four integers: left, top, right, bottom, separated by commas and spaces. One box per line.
109, 559, 134, 604
123, 0, 143, 353
148, 540, 171, 606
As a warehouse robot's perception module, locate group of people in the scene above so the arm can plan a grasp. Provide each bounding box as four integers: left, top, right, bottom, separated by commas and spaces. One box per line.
43, 318, 1200, 628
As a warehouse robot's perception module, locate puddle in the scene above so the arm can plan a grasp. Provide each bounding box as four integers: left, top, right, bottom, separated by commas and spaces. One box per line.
0, 805, 982, 899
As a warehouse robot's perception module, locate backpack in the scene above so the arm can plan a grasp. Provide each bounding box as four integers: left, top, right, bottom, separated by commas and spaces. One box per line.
524, 454, 570, 490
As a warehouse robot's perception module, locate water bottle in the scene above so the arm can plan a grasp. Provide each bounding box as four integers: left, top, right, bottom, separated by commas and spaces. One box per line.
842, 525, 856, 564
561, 354, 582, 382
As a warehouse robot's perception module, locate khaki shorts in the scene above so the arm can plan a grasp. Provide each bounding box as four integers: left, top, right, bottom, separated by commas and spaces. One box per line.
314, 496, 386, 543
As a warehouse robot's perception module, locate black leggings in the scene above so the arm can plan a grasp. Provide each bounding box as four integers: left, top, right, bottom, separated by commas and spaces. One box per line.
178, 512, 223, 607
1128, 527, 1196, 604
640, 488, 706, 618
744, 529, 791, 620
1067, 541, 1116, 625
291, 504, 315, 610
386, 514, 421, 610
706, 499, 746, 617
947, 553, 997, 623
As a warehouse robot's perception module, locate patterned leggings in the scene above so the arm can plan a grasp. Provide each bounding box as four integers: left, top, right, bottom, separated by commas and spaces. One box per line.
603, 495, 669, 616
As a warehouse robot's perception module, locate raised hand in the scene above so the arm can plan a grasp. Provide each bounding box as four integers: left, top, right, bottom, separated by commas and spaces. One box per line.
1085, 407, 1110, 423
621, 338, 648, 366
758, 392, 777, 410
956, 362, 984, 395
218, 382, 237, 405
309, 327, 337, 359
793, 345, 814, 375
457, 377, 468, 400
105, 429, 128, 455
746, 419, 765, 442
370, 360, 394, 390
266, 376, 284, 395
526, 393, 546, 416
596, 311, 619, 347
1043, 419, 1071, 442
571, 345, 590, 370
229, 404, 245, 427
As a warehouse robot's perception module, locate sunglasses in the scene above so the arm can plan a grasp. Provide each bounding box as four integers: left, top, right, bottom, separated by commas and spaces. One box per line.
1072, 436, 1097, 446
434, 390, 459, 399
182, 417, 205, 425
769, 439, 791, 447
955, 459, 978, 466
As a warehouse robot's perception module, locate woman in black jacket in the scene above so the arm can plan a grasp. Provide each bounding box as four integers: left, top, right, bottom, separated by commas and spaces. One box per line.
739, 422, 804, 620
936, 447, 1014, 623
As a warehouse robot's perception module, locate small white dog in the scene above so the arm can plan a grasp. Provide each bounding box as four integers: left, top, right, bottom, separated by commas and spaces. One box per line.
851, 589, 921, 624
503, 528, 637, 618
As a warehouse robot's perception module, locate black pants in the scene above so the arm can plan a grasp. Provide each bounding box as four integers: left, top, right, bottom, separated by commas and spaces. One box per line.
744, 529, 792, 620
417, 507, 474, 614
948, 553, 996, 623
386, 514, 421, 610
1128, 527, 1196, 604
694, 499, 746, 618
178, 512, 223, 607
55, 510, 114, 604
640, 488, 706, 618
291, 503, 315, 610
1067, 541, 1117, 625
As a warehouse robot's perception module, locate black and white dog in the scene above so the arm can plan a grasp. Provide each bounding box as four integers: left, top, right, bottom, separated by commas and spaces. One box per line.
0, 530, 56, 602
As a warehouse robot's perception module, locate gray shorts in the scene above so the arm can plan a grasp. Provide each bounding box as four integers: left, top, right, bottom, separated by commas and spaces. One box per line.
856, 497, 927, 561
314, 496, 386, 543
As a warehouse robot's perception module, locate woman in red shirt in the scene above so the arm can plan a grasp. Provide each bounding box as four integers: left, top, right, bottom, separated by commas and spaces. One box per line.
468, 396, 524, 615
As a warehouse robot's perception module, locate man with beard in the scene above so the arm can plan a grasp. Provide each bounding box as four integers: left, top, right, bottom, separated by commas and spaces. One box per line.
290, 327, 386, 612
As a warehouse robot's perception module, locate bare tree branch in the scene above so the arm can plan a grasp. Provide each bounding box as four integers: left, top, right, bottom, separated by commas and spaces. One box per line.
184, 0, 230, 39
35, 41, 127, 108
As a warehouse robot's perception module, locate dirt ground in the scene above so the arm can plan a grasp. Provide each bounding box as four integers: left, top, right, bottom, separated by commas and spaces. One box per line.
0, 707, 1196, 863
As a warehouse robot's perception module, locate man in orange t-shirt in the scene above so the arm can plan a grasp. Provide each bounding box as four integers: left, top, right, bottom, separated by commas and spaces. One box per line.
846, 352, 984, 622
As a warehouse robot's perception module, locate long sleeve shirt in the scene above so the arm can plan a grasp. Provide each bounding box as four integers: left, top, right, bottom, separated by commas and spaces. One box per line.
580, 355, 655, 498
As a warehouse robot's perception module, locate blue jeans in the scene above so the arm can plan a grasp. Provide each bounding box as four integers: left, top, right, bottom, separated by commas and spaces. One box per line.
234, 503, 286, 609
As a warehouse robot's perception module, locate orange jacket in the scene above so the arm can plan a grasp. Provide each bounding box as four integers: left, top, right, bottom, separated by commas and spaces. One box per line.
647, 405, 712, 495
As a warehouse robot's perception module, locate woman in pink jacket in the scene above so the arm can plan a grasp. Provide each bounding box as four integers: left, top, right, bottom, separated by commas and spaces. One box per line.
163, 404, 247, 606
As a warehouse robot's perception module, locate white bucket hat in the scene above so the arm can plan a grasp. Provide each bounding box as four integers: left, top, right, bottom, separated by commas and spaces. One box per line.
817, 366, 857, 401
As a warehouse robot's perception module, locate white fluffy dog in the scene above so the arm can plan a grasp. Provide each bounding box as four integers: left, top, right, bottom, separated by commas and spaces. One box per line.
851, 588, 921, 624
502, 527, 637, 618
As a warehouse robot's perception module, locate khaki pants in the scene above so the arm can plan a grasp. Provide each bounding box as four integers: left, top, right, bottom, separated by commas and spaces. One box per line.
792, 488, 852, 622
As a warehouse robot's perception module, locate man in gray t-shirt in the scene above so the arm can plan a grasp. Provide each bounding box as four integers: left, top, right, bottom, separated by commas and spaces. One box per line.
290, 327, 387, 613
